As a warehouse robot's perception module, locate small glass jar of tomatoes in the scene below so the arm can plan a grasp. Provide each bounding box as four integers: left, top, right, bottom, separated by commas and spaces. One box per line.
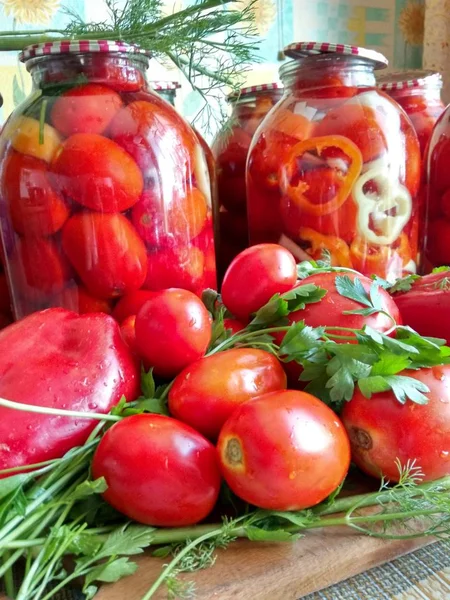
212, 83, 283, 277
247, 42, 422, 281
150, 80, 181, 106
377, 71, 445, 157
0, 41, 216, 319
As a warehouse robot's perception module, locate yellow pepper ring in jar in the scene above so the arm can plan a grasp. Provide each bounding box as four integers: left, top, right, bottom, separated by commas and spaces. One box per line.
353, 166, 412, 246
280, 135, 363, 217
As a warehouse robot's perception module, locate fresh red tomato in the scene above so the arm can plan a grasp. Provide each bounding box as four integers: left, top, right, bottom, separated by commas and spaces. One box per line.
50, 285, 113, 314
62, 212, 148, 299
11, 238, 70, 302
223, 318, 246, 334
217, 390, 351, 510
3, 151, 69, 237
120, 315, 138, 358
169, 348, 287, 440
51, 133, 143, 212
92, 413, 221, 526
286, 272, 400, 339
112, 290, 156, 323
341, 365, 450, 482
143, 245, 205, 295
50, 83, 123, 136
221, 244, 297, 320
135, 288, 212, 378
314, 104, 387, 162
392, 271, 450, 343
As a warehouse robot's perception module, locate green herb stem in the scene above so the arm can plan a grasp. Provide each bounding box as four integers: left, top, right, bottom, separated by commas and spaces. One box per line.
0, 397, 122, 423
140, 527, 224, 600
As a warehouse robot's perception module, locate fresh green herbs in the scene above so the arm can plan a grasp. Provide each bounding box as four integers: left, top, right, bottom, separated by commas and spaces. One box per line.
0, 0, 258, 128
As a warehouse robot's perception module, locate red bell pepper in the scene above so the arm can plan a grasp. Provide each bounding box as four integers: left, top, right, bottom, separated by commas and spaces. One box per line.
391, 271, 450, 343
0, 308, 140, 474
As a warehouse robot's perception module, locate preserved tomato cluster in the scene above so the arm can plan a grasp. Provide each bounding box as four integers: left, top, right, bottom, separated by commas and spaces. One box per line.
247, 44, 421, 281
377, 71, 445, 157
0, 44, 216, 319
212, 84, 283, 276
424, 108, 450, 268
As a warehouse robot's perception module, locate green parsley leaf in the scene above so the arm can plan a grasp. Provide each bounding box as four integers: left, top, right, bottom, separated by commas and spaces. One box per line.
71, 478, 108, 501
383, 375, 430, 405
121, 397, 169, 417
326, 354, 373, 402
279, 321, 325, 358
388, 274, 420, 294
358, 374, 430, 405
432, 266, 450, 274
141, 366, 156, 399
83, 557, 138, 588
97, 524, 157, 558
335, 276, 388, 317
246, 526, 300, 542
250, 284, 327, 327
370, 353, 412, 376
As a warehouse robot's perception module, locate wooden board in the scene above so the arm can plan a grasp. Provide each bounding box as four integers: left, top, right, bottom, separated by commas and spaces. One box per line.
0, 528, 434, 600
95, 529, 433, 600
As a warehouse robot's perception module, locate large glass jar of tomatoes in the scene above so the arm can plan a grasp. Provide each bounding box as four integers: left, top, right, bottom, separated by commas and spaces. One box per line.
377, 71, 445, 157
0, 41, 216, 320
212, 83, 283, 276
247, 43, 421, 281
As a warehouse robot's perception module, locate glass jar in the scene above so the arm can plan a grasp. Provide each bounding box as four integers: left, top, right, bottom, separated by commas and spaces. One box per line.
150, 80, 180, 106
151, 79, 219, 285
377, 71, 445, 156
423, 105, 450, 269
212, 83, 283, 276
0, 41, 216, 320
247, 42, 421, 281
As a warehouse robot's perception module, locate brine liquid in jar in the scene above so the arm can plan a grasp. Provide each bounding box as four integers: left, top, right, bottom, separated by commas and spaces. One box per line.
247, 42, 421, 281
0, 41, 216, 320
212, 83, 283, 278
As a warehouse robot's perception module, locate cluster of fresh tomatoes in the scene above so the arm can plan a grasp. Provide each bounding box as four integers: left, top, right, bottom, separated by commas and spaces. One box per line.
1, 72, 215, 319
92, 243, 450, 528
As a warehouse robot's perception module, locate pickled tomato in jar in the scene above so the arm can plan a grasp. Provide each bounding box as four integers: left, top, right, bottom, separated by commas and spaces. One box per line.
246, 42, 421, 281
0, 41, 217, 320
212, 83, 283, 277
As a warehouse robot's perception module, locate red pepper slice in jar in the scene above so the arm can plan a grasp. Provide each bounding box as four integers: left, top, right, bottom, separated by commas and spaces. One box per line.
350, 233, 412, 278
297, 227, 352, 267
280, 135, 363, 216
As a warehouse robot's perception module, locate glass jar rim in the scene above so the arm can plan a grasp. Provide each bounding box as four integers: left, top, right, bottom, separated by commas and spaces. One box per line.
150, 81, 181, 91
283, 41, 388, 70
19, 39, 151, 63
377, 70, 442, 91
227, 82, 283, 102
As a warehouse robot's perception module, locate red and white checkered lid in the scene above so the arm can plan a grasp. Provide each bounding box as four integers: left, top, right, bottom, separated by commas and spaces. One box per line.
377, 70, 442, 91
283, 41, 388, 70
150, 81, 181, 91
19, 40, 150, 62
228, 82, 282, 101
